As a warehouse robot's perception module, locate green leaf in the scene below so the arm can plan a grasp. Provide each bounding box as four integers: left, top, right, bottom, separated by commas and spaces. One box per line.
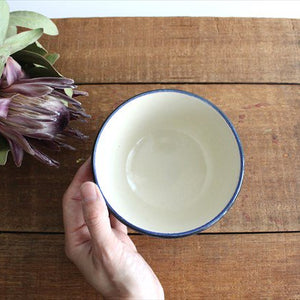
0, 47, 10, 75
0, 0, 9, 45
26, 66, 57, 78
36, 41, 46, 49
24, 41, 48, 56
0, 135, 10, 166
64, 88, 73, 98
9, 11, 58, 36
60, 99, 69, 107
12, 49, 62, 77
45, 52, 59, 65
5, 25, 17, 38
3, 28, 43, 55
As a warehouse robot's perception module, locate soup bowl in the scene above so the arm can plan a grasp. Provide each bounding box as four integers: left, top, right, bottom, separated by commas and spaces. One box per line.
92, 89, 244, 237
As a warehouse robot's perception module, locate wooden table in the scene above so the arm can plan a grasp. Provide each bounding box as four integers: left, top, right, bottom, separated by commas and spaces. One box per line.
1, 17, 299, 299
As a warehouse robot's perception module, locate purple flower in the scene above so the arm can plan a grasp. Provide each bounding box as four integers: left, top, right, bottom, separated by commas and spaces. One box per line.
0, 57, 89, 167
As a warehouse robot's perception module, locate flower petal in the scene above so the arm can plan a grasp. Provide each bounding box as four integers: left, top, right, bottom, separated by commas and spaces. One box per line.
68, 107, 91, 121
31, 146, 59, 167
7, 138, 24, 167
3, 83, 53, 97
18, 77, 75, 88
51, 90, 82, 108
1, 57, 24, 87
55, 141, 75, 151
10, 101, 58, 117
72, 90, 89, 97
61, 127, 88, 139
0, 124, 59, 167
28, 138, 61, 151
0, 98, 11, 118
28, 138, 75, 152
26, 132, 55, 140
0, 122, 35, 155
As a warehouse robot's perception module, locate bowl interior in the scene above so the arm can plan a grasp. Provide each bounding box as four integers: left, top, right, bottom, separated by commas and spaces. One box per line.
93, 90, 243, 236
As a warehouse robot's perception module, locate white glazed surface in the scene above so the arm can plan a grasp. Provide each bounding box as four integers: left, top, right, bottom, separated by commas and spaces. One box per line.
93, 91, 242, 234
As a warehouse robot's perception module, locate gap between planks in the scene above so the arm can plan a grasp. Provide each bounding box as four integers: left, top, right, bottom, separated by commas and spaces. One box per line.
0, 230, 299, 236
74, 82, 300, 86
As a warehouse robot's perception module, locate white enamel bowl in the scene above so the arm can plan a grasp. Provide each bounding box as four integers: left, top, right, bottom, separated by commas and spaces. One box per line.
92, 90, 244, 237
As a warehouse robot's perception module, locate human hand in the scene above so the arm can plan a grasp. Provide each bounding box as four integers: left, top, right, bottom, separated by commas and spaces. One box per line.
63, 158, 164, 299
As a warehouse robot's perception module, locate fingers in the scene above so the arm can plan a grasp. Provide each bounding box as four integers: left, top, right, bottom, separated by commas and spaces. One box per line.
64, 157, 93, 201
63, 158, 93, 245
110, 214, 128, 235
81, 181, 113, 249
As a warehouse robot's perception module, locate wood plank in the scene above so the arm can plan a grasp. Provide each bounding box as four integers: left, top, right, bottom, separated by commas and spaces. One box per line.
1, 84, 299, 232
38, 17, 300, 84
0, 233, 299, 299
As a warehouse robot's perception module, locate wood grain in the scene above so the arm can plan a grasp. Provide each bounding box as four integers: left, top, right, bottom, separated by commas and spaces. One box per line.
38, 17, 300, 84
2, 16, 298, 300
0, 233, 299, 299
1, 84, 299, 233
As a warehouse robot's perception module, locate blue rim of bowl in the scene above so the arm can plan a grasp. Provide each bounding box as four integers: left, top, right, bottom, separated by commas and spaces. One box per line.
92, 89, 245, 238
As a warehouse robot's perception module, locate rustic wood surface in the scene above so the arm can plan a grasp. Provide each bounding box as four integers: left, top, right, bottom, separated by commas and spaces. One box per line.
1, 17, 299, 299
0, 233, 299, 299
40, 17, 300, 84
1, 84, 299, 233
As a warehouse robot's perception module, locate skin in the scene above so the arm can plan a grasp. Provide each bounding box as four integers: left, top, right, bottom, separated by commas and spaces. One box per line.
62, 158, 164, 299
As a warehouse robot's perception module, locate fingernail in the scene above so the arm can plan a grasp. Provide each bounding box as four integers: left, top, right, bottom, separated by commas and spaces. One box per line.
81, 183, 98, 202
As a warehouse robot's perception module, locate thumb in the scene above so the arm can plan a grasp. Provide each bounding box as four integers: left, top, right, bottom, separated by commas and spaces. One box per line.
80, 181, 113, 248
